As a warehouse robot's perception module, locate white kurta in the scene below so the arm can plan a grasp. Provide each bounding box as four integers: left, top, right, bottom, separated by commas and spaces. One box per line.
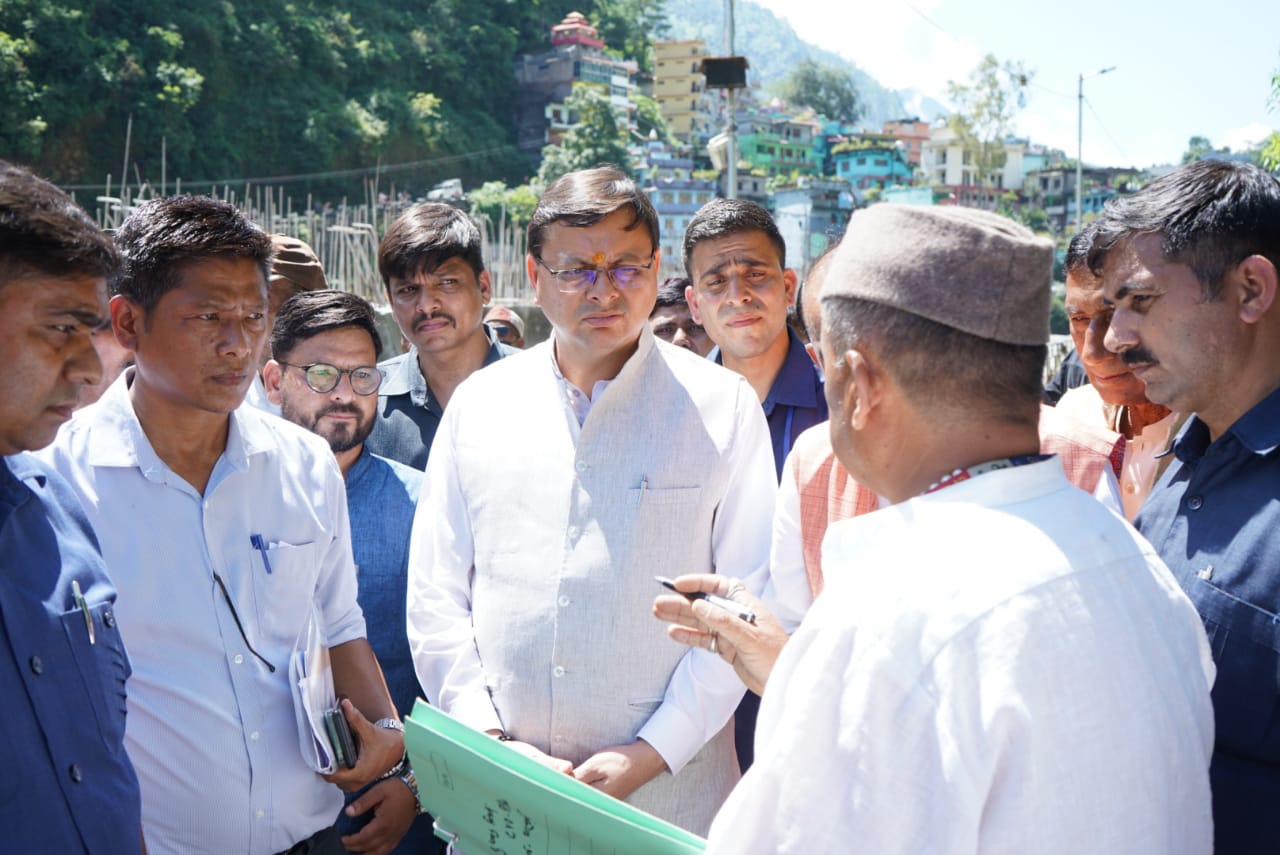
407, 328, 777, 833
708, 457, 1215, 854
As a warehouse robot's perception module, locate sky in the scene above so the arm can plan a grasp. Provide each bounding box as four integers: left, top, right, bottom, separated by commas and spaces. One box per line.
752, 0, 1280, 169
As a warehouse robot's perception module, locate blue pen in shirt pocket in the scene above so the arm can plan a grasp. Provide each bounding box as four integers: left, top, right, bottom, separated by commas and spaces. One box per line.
250, 534, 274, 574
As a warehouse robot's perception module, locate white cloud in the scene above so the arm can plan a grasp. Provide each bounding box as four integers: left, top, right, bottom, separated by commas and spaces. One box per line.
1222, 122, 1277, 152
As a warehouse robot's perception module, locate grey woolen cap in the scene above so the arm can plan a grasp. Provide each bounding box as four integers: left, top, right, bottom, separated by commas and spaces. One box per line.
825, 205, 1053, 346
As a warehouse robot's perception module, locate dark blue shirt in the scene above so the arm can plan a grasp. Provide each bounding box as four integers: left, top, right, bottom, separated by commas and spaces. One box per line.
714, 327, 828, 479
367, 334, 516, 470
1135, 384, 1280, 855
0, 454, 141, 854
344, 447, 444, 854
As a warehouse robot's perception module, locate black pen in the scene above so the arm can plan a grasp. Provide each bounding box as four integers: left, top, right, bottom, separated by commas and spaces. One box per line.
655, 576, 756, 624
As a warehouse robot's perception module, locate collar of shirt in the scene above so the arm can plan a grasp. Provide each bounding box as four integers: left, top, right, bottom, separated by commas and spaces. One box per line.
0, 453, 41, 510
710, 328, 821, 417
345, 444, 375, 489
549, 324, 656, 427
377, 327, 514, 409
761, 327, 823, 418
80, 366, 276, 482
1175, 383, 1280, 463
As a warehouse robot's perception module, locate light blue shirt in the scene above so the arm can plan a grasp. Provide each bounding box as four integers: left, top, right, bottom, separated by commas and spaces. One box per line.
40, 371, 366, 855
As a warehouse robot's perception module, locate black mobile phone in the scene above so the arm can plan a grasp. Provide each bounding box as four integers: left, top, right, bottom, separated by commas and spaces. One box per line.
325, 705, 358, 770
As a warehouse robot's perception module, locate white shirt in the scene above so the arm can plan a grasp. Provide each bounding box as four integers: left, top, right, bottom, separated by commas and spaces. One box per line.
407, 328, 777, 832
708, 457, 1215, 854
243, 371, 282, 417
40, 371, 366, 855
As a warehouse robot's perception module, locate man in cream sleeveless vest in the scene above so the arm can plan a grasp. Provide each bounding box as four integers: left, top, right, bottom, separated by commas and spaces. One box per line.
406, 166, 777, 834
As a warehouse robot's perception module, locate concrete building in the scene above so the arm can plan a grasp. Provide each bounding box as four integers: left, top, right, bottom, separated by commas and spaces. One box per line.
830, 136, 912, 202
512, 12, 637, 158
922, 125, 1033, 210
771, 176, 855, 278
882, 117, 931, 166
736, 109, 823, 177
652, 40, 718, 148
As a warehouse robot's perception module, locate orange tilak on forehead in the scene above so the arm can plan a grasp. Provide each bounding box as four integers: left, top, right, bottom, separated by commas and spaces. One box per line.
591, 252, 606, 266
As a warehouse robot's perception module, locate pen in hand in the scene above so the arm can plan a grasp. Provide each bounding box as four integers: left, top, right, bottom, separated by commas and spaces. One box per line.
655, 576, 757, 624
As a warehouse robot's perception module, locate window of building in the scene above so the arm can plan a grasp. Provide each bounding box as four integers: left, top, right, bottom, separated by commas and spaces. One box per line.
856, 157, 866, 166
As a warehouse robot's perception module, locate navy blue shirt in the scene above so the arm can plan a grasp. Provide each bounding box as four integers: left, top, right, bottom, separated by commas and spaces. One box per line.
0, 454, 141, 854
367, 333, 516, 470
1136, 384, 1280, 855
713, 326, 828, 479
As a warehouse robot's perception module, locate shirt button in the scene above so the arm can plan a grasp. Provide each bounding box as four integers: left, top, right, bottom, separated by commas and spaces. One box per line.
1187, 495, 1204, 511
233, 654, 245, 665
256, 809, 265, 819
553, 666, 566, 678
103, 610, 116, 628
250, 731, 260, 742
567, 526, 580, 540
29, 655, 43, 675
575, 460, 589, 473
558, 595, 571, 607
69, 764, 83, 783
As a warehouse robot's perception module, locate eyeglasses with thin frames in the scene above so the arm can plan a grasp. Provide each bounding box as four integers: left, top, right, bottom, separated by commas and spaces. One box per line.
534, 254, 656, 294
279, 362, 383, 396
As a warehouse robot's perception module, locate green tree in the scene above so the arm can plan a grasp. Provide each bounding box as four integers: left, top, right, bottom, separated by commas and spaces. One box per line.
633, 92, 675, 147
588, 0, 669, 74
469, 180, 539, 229
945, 54, 1033, 191
1261, 59, 1280, 172
1181, 135, 1215, 164
774, 58, 863, 124
537, 84, 633, 184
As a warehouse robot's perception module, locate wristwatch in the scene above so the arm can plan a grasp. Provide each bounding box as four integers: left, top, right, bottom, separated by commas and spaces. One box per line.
373, 717, 405, 733
397, 763, 428, 815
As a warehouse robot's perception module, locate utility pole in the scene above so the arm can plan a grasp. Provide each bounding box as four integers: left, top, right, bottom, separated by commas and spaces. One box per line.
1076, 66, 1115, 230
725, 0, 737, 199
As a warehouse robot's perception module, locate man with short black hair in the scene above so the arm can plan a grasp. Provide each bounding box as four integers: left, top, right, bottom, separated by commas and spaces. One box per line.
43, 195, 406, 855
1089, 159, 1280, 855
369, 204, 516, 469
0, 160, 144, 854
649, 276, 712, 356
407, 166, 776, 834
265, 289, 440, 855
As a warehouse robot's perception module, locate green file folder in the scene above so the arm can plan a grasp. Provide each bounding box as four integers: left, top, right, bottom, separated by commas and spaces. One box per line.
406, 699, 708, 854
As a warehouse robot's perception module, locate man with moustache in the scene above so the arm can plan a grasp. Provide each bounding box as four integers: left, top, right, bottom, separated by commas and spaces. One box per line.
265, 289, 440, 855
41, 196, 408, 855
406, 166, 776, 834
367, 204, 517, 469
0, 160, 143, 853
1054, 223, 1184, 519
1088, 159, 1280, 855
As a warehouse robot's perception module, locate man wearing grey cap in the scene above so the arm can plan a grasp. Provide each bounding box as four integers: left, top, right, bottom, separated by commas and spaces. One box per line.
692, 205, 1216, 853
245, 234, 329, 415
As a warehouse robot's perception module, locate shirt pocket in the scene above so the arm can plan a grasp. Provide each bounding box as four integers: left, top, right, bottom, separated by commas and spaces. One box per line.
251, 540, 324, 649
60, 601, 129, 752
1191, 575, 1280, 763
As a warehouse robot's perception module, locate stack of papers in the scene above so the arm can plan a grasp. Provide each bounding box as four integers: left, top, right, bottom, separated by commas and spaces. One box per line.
405, 700, 707, 854
290, 612, 339, 774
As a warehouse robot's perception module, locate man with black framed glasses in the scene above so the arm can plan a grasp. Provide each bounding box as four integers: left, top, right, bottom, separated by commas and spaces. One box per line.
406, 166, 777, 835
265, 289, 442, 855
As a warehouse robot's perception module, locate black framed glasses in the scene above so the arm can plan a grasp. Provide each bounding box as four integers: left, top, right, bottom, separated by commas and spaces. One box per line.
280, 362, 383, 396
534, 254, 656, 293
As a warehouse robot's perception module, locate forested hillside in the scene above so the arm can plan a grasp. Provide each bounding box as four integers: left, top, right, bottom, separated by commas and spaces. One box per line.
0, 0, 662, 193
